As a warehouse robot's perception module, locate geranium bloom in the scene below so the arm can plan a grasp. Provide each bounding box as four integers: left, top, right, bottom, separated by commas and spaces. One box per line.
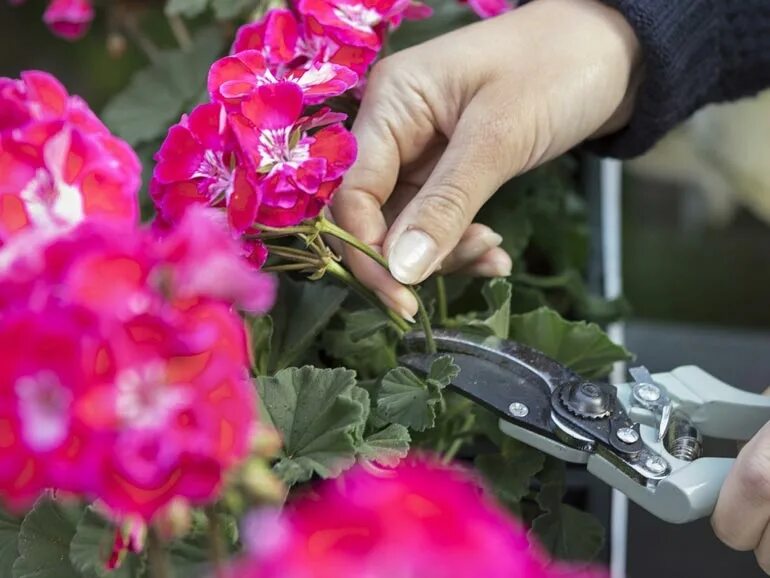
208, 49, 358, 106
0, 71, 139, 244
297, 0, 427, 50
150, 102, 261, 233
0, 207, 276, 519
231, 460, 605, 578
9, 0, 94, 40
232, 9, 377, 78
462, 0, 514, 19
229, 82, 356, 227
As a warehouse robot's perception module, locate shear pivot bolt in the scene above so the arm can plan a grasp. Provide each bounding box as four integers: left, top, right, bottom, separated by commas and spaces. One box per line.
616, 427, 639, 444
644, 455, 667, 475
508, 402, 529, 418
634, 382, 661, 403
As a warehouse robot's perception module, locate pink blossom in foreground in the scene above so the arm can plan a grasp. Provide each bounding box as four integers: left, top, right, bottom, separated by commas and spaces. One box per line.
462, 0, 514, 19
230, 460, 606, 578
0, 71, 139, 244
232, 9, 377, 77
0, 207, 276, 519
230, 82, 356, 226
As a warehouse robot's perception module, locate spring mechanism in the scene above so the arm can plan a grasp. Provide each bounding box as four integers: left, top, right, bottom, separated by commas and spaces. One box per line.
664, 412, 703, 462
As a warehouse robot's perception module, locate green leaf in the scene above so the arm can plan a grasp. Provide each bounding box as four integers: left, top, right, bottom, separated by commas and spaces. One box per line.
0, 508, 21, 578
509, 307, 632, 378
268, 278, 348, 371
475, 439, 545, 508
165, 0, 208, 17
427, 354, 460, 388
247, 315, 273, 375
359, 424, 411, 467
345, 308, 392, 341
69, 508, 143, 578
212, 0, 258, 19
323, 309, 399, 379
377, 363, 444, 432
461, 278, 512, 338
509, 285, 548, 315
257, 367, 366, 485
13, 497, 82, 578
389, 0, 477, 51
102, 27, 224, 146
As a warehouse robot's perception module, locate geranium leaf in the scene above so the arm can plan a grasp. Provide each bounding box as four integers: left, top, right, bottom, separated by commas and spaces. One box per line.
12, 497, 83, 578
323, 309, 398, 379
509, 307, 632, 379
377, 366, 443, 432
475, 439, 545, 508
359, 424, 411, 467
69, 508, 143, 578
212, 0, 259, 19
345, 309, 392, 341
165, 0, 208, 17
459, 278, 512, 338
427, 354, 460, 388
246, 315, 273, 376
0, 507, 21, 578
102, 27, 224, 146
257, 367, 367, 486
389, 0, 477, 52
268, 278, 348, 372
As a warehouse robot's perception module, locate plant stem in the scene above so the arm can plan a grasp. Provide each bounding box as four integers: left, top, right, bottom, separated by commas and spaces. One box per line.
122, 15, 161, 64
263, 244, 320, 264
318, 216, 436, 352
147, 528, 173, 578
435, 276, 448, 325
441, 414, 475, 464
167, 14, 193, 51
205, 506, 226, 578
262, 263, 316, 273
325, 261, 410, 333
253, 223, 316, 237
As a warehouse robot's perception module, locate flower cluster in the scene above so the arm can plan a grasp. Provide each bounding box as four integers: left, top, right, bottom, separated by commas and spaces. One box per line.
151, 0, 437, 242
8, 0, 94, 41
0, 70, 139, 245
232, 460, 605, 578
0, 207, 275, 519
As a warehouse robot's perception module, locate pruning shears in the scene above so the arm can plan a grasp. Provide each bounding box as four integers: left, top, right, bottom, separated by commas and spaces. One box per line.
399, 330, 770, 524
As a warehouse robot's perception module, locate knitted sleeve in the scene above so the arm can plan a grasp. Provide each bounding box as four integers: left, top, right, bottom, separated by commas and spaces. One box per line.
587, 0, 770, 158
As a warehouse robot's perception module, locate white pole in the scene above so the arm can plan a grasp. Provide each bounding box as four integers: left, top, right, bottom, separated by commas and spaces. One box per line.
600, 158, 628, 578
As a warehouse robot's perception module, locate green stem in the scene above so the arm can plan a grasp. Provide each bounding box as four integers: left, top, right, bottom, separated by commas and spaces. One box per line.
325, 261, 410, 333
147, 529, 173, 578
263, 244, 320, 263
166, 14, 192, 51
441, 413, 475, 464
253, 223, 316, 236
262, 263, 316, 273
435, 276, 448, 326
319, 217, 435, 352
205, 506, 225, 578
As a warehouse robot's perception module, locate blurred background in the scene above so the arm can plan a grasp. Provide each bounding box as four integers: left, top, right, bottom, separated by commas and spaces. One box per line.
3, 2, 770, 577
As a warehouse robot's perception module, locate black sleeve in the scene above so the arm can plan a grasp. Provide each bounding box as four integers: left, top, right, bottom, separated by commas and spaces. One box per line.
587, 0, 770, 158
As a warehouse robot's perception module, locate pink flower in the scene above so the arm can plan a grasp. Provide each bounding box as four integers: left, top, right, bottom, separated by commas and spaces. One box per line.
150, 102, 261, 233
208, 49, 358, 106
43, 0, 94, 40
462, 0, 514, 19
0, 209, 275, 519
297, 0, 426, 50
231, 460, 606, 578
232, 9, 377, 78
0, 71, 140, 243
229, 82, 356, 226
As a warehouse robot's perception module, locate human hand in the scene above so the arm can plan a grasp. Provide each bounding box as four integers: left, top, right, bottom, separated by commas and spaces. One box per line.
331, 0, 642, 319
712, 417, 770, 574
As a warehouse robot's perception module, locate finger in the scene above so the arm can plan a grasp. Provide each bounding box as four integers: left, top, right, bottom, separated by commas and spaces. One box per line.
439, 224, 503, 273
712, 421, 770, 551
331, 59, 436, 318
383, 92, 514, 285
755, 524, 770, 575
453, 247, 513, 278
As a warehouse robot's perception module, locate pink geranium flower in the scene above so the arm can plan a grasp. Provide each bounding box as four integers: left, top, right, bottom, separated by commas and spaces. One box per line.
208, 48, 358, 106
0, 71, 140, 243
150, 102, 261, 233
0, 207, 275, 519
232, 459, 606, 578
43, 0, 94, 40
297, 0, 426, 50
229, 82, 357, 226
462, 0, 514, 19
232, 9, 377, 77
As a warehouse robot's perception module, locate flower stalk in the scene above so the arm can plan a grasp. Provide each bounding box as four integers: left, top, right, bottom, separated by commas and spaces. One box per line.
147, 528, 173, 578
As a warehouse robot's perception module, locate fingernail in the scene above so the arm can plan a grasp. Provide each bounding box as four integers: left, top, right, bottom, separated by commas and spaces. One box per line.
487, 232, 504, 247
388, 229, 438, 285
376, 290, 416, 323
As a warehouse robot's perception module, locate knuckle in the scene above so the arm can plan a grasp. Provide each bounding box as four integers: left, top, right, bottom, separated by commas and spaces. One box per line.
711, 514, 744, 551
738, 452, 770, 503
421, 182, 471, 222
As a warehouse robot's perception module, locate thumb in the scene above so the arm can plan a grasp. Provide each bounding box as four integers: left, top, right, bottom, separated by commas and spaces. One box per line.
384, 93, 525, 285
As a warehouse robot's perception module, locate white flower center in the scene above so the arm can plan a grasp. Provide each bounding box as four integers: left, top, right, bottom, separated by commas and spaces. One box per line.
115, 363, 190, 430
16, 371, 72, 451
193, 149, 236, 204
258, 128, 309, 171
333, 3, 382, 32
